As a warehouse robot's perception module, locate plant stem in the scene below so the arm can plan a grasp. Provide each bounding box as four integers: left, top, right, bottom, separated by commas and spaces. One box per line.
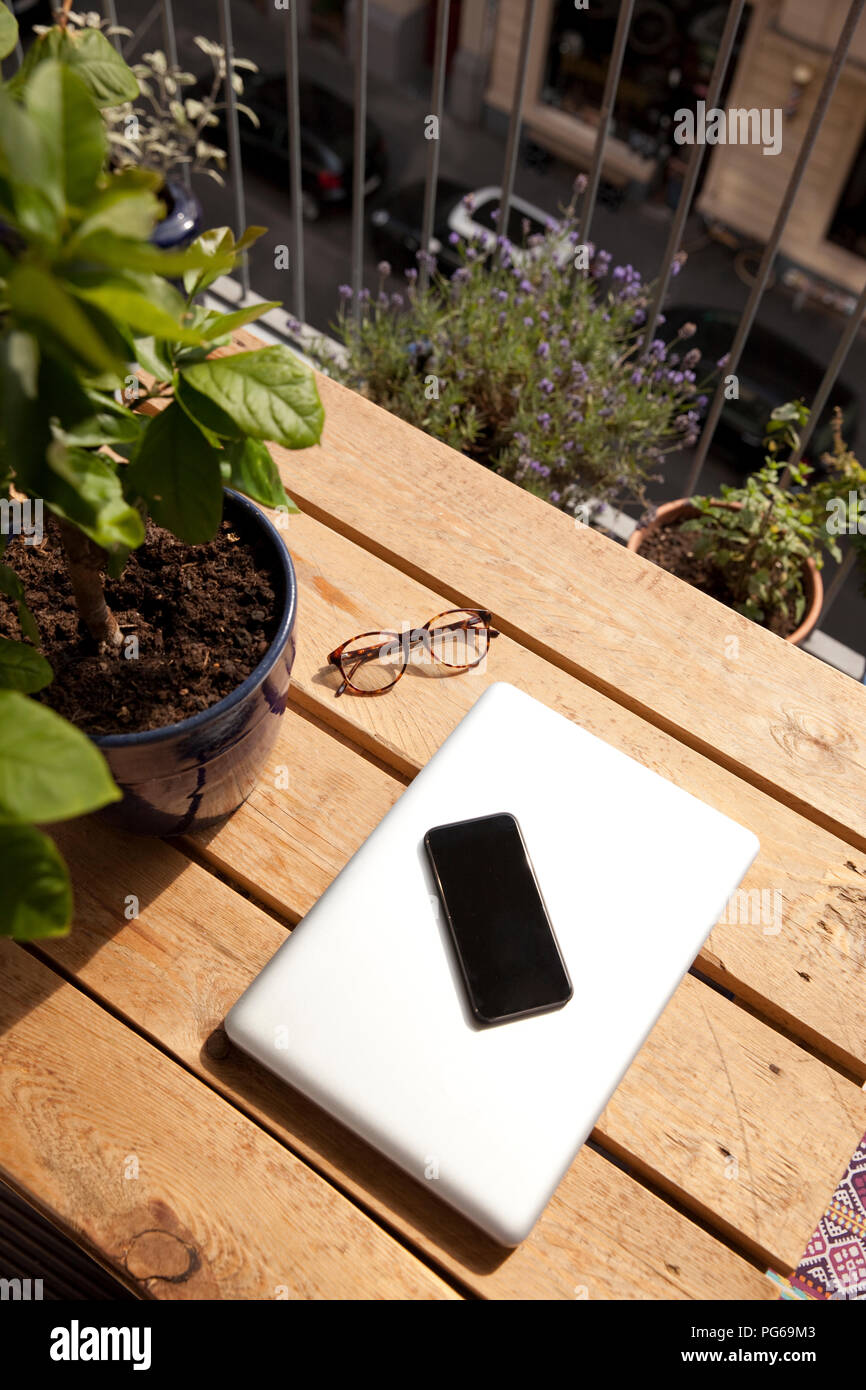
57, 0, 74, 30
58, 519, 123, 649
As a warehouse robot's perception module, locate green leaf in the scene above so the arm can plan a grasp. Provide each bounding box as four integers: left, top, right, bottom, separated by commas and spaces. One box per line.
0, 823, 71, 940
0, 636, 52, 693
64, 27, 139, 108
221, 437, 290, 509
0, 690, 121, 824
69, 278, 204, 346
45, 445, 146, 552
61, 229, 221, 277
0, 87, 58, 238
126, 401, 223, 544
7, 264, 126, 375
73, 177, 162, 243
181, 225, 264, 297
0, 562, 39, 643
175, 374, 243, 443
134, 336, 173, 382
59, 407, 143, 449
0, 3, 18, 62
25, 60, 105, 208
0, 329, 52, 487
180, 346, 324, 449
198, 301, 281, 341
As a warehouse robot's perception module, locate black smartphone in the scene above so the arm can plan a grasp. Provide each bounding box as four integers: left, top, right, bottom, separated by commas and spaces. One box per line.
424, 812, 572, 1026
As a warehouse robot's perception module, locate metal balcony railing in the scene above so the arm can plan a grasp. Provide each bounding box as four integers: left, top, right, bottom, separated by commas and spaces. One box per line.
13, 0, 866, 668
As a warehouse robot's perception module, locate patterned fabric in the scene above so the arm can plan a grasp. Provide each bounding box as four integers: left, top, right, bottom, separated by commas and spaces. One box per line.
785, 1135, 866, 1300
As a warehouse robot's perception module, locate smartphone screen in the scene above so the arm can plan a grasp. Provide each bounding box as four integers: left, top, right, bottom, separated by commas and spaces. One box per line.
424, 812, 572, 1025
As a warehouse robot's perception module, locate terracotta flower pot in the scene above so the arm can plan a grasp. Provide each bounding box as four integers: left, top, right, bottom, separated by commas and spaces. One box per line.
627, 497, 823, 647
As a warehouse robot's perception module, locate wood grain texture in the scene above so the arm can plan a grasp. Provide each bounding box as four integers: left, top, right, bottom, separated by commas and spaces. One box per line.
0, 943, 457, 1301
41, 823, 773, 1300
229, 331, 866, 850
47, 756, 866, 1271
201, 507, 866, 1079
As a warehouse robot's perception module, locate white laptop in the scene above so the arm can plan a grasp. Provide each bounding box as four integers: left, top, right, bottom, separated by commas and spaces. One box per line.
226, 682, 758, 1246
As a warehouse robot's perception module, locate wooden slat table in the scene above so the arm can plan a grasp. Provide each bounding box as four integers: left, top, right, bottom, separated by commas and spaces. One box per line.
3, 331, 866, 1300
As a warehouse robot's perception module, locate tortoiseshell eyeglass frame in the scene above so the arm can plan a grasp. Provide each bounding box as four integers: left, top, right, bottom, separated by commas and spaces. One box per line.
327, 608, 500, 697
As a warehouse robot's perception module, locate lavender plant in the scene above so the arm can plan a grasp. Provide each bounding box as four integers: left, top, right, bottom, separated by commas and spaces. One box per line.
329, 181, 710, 516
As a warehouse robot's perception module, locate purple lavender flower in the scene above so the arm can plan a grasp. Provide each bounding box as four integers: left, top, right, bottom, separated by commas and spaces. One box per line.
678, 321, 697, 340
377, 260, 391, 278
539, 377, 554, 394
537, 341, 550, 358
338, 284, 353, 299
536, 412, 552, 430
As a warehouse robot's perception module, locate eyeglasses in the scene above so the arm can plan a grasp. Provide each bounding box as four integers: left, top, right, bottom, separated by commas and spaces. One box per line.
327, 608, 500, 697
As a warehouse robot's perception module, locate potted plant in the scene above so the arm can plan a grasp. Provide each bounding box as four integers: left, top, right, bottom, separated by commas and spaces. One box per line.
627, 403, 866, 645
324, 182, 709, 518
31, 7, 259, 250
0, 3, 322, 946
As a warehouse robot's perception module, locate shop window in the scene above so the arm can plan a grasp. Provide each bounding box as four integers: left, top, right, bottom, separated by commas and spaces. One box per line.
542, 0, 748, 165
827, 128, 866, 260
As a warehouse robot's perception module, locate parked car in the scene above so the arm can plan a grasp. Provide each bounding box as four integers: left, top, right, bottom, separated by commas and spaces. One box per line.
219, 73, 387, 222
370, 180, 566, 273
662, 305, 859, 470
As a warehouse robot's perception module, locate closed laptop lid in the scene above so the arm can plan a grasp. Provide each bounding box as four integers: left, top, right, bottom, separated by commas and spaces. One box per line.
226, 682, 759, 1245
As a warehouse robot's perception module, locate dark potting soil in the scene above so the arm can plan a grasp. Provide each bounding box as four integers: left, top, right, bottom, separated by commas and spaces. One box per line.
0, 515, 281, 735
638, 521, 800, 639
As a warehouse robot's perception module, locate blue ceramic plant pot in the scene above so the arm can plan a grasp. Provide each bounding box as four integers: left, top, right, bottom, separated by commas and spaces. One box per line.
93, 491, 297, 836
151, 179, 202, 250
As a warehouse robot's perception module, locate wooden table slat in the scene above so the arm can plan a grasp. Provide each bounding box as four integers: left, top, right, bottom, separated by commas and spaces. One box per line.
229, 333, 866, 852
38, 825, 774, 1300
207, 506, 866, 1079
0, 943, 458, 1300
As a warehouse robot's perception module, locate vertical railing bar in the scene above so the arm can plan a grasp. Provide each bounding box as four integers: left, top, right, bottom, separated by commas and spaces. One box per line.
579, 0, 635, 247
419, 0, 451, 293
351, 0, 369, 325
160, 0, 180, 66
819, 547, 856, 624
283, 0, 305, 324
121, 2, 162, 60
498, 0, 537, 236
217, 0, 249, 296
686, 0, 866, 497
159, 0, 191, 192
779, 277, 866, 484
103, 0, 121, 51
643, 0, 745, 346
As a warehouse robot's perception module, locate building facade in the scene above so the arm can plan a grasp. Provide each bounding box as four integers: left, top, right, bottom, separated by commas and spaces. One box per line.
297, 0, 866, 293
